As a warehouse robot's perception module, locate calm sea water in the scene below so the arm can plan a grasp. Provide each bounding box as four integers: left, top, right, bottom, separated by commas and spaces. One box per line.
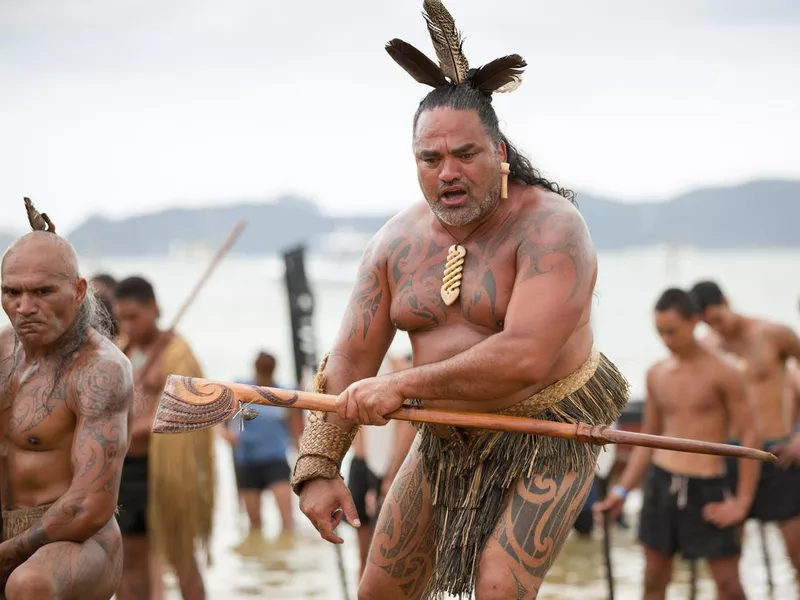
5, 246, 800, 598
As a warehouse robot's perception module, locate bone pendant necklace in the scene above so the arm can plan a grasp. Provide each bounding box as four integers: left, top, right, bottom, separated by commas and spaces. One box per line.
438, 207, 499, 306
441, 244, 466, 306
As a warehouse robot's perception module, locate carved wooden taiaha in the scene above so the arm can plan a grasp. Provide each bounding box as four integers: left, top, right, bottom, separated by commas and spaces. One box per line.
152, 376, 777, 463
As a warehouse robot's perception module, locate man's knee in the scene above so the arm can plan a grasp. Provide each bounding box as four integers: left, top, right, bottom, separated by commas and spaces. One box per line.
357, 576, 383, 600
779, 516, 800, 570
714, 576, 745, 600
643, 562, 670, 593
475, 568, 534, 600
357, 562, 430, 600
5, 564, 59, 600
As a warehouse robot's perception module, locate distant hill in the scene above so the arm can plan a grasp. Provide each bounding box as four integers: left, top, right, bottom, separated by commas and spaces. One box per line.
62, 179, 800, 256
579, 179, 800, 249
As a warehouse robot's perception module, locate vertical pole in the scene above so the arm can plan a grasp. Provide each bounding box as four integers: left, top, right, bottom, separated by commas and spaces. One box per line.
596, 476, 615, 600
283, 245, 351, 600
759, 522, 774, 594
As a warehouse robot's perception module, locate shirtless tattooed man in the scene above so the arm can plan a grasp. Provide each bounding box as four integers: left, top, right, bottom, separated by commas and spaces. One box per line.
290, 3, 629, 599
0, 201, 132, 599
691, 280, 800, 584
595, 289, 759, 600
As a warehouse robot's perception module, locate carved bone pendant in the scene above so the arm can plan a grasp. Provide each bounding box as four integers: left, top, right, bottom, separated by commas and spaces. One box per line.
440, 244, 466, 306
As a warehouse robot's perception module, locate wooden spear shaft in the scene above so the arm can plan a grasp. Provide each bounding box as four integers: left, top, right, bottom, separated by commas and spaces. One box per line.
121, 219, 247, 381
153, 376, 777, 463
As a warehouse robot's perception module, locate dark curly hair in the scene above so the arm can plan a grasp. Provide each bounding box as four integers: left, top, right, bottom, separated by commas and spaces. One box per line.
412, 85, 576, 205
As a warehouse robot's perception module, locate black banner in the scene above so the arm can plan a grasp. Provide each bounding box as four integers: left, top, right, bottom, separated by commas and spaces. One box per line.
282, 245, 318, 389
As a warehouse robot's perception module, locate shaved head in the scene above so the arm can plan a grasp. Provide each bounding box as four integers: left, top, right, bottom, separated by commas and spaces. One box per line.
1, 231, 88, 352
2, 231, 80, 282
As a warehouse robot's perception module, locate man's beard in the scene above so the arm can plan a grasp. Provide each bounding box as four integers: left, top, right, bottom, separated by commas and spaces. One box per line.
431, 181, 501, 227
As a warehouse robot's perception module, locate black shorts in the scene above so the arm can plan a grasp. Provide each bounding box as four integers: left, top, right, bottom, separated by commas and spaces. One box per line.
117, 455, 149, 536
347, 457, 381, 526
725, 439, 800, 523
234, 458, 291, 491
638, 464, 741, 560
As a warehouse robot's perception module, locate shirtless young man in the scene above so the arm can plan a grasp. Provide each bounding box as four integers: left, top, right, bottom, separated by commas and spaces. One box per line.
690, 280, 800, 581
595, 288, 759, 600
113, 276, 214, 600
290, 3, 629, 599
0, 207, 133, 599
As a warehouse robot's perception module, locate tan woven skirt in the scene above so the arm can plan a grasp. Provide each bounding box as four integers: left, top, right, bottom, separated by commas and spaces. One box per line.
2, 503, 53, 542
414, 349, 630, 599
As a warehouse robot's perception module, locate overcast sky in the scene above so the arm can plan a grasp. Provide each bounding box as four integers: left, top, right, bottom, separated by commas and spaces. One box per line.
1, 0, 798, 233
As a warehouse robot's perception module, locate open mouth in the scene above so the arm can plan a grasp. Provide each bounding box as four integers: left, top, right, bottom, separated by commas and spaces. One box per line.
440, 188, 468, 205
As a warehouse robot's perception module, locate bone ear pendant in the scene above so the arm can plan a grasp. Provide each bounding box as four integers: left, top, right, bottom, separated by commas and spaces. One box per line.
441, 244, 466, 306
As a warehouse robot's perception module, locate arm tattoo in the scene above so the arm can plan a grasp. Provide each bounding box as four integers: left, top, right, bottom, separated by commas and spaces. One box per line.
345, 260, 384, 341
72, 360, 130, 496
515, 207, 591, 300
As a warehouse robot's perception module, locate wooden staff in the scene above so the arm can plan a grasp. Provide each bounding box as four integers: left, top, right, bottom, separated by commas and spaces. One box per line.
596, 475, 615, 600
122, 220, 247, 381
152, 377, 777, 463
759, 522, 774, 593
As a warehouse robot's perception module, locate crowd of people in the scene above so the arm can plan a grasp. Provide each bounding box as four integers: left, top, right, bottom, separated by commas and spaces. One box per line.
595, 283, 800, 600
2, 204, 798, 600
0, 208, 428, 600
92, 272, 419, 594
0, 0, 797, 597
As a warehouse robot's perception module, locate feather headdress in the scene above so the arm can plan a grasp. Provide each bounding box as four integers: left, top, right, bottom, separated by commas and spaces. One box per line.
385, 0, 526, 95
24, 197, 57, 234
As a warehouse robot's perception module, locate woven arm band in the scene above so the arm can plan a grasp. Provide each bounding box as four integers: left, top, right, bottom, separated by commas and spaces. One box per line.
290, 352, 360, 495
291, 411, 359, 495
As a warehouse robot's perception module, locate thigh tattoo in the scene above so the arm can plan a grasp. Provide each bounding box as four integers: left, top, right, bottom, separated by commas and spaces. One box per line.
493, 469, 594, 592
368, 451, 435, 597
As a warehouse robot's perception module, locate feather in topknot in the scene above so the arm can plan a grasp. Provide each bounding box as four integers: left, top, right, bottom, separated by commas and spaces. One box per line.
24, 197, 56, 233
385, 0, 526, 95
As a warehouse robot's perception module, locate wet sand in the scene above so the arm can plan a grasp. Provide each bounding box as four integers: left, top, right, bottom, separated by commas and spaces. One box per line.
158, 442, 797, 599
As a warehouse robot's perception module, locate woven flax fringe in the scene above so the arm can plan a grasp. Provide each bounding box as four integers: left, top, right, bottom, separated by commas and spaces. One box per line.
416, 350, 630, 599
149, 428, 216, 576
146, 334, 216, 576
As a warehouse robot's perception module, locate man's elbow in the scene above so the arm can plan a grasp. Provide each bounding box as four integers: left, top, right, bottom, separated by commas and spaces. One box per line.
512, 344, 557, 387
514, 357, 547, 387
69, 496, 117, 541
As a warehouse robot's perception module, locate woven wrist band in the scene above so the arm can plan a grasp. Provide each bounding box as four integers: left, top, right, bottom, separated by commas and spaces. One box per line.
290, 354, 360, 495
